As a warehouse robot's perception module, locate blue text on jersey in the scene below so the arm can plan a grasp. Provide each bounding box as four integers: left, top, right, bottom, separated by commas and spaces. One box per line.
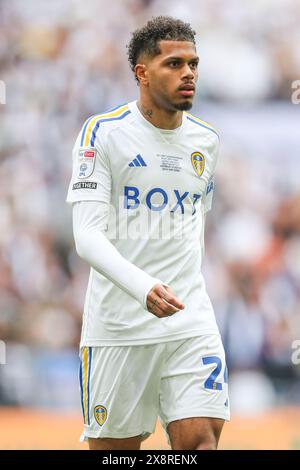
124, 186, 202, 215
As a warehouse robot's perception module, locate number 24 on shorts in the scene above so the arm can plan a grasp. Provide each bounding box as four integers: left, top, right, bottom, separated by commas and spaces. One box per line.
203, 356, 228, 391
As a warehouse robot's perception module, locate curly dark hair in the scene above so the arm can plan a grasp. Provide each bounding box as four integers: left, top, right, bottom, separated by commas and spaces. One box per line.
127, 16, 196, 81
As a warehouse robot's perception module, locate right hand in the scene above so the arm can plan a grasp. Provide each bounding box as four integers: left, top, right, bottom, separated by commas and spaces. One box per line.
146, 284, 185, 318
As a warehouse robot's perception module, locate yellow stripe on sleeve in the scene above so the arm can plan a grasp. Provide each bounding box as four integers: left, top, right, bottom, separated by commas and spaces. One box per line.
83, 105, 129, 147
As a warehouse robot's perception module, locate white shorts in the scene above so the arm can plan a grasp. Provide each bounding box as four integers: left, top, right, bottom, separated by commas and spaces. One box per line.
79, 334, 230, 441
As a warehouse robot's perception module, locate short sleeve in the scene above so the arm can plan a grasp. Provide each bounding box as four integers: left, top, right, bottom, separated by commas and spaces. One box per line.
66, 124, 111, 205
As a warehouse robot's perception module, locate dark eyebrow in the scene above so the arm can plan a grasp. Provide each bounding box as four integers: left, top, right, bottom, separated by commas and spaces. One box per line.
164, 56, 199, 63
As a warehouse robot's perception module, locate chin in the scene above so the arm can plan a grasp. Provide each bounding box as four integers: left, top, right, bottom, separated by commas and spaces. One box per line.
173, 100, 193, 111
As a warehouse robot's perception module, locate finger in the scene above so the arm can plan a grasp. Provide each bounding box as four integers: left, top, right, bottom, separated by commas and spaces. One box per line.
149, 301, 170, 318
148, 285, 185, 310
157, 287, 185, 310
147, 296, 177, 315
147, 295, 179, 317
160, 298, 181, 314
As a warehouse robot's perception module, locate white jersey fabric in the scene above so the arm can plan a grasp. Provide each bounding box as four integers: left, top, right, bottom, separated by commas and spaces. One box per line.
67, 100, 220, 346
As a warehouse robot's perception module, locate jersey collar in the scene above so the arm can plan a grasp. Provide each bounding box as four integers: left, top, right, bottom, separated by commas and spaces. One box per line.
128, 100, 187, 144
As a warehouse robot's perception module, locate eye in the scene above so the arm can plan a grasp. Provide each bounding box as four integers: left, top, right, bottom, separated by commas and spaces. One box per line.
190, 62, 198, 69
169, 61, 180, 68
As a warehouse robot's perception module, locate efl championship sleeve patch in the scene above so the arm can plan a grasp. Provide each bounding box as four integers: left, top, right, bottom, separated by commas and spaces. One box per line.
77, 148, 97, 179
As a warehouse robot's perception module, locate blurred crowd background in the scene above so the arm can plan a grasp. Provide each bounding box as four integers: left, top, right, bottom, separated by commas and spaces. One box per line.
0, 0, 300, 420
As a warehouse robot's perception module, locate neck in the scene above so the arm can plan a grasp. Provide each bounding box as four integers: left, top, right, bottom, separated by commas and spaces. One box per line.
137, 94, 183, 130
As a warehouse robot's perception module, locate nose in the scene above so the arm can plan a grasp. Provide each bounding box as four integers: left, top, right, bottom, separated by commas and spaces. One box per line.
182, 63, 195, 80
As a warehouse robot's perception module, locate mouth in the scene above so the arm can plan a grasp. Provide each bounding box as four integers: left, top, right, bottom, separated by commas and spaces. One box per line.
178, 84, 195, 97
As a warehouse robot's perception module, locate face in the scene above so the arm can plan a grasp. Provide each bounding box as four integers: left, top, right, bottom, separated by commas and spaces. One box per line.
137, 40, 199, 111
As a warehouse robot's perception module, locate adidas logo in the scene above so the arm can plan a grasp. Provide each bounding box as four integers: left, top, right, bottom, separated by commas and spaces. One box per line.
128, 154, 147, 167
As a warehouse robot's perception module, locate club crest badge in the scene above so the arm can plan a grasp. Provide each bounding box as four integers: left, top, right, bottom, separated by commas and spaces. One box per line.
77, 148, 96, 179
191, 151, 205, 177
94, 405, 107, 426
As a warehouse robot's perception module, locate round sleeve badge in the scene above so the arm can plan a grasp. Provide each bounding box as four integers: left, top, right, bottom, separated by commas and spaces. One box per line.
191, 151, 205, 176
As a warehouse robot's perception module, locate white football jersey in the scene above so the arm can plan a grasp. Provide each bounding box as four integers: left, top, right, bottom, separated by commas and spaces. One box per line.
67, 100, 220, 346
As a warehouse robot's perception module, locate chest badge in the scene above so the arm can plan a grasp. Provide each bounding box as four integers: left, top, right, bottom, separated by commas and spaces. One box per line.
191, 151, 205, 176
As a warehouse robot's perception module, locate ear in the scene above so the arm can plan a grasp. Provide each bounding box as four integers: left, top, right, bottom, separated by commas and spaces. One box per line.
135, 63, 149, 86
